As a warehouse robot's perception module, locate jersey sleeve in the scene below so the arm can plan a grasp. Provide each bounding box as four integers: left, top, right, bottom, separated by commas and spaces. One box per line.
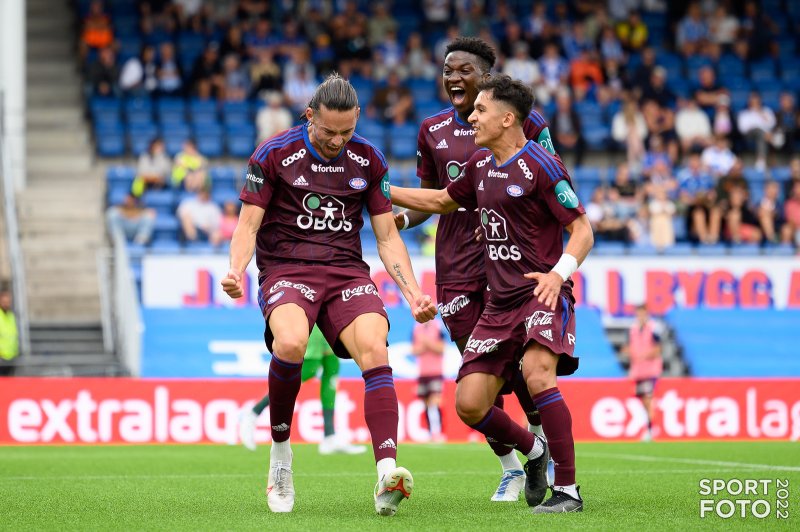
524, 110, 557, 155
239, 154, 277, 209
365, 148, 393, 216
445, 161, 478, 210
538, 164, 585, 227
416, 125, 436, 183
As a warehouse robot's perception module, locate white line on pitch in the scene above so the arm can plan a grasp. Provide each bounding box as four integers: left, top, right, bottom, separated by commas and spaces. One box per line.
581, 452, 800, 472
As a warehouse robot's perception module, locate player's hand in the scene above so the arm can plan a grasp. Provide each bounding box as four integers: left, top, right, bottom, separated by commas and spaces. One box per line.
411, 294, 437, 323
474, 226, 483, 243
220, 269, 244, 299
524, 271, 563, 311
393, 211, 407, 230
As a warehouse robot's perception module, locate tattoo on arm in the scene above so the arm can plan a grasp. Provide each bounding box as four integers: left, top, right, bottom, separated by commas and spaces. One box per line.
392, 263, 409, 287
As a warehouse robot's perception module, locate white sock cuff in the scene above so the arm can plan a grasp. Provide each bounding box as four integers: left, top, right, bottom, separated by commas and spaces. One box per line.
498, 450, 523, 472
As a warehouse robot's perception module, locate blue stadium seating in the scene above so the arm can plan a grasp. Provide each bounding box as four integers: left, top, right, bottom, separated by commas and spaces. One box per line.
666, 309, 800, 376
566, 307, 624, 378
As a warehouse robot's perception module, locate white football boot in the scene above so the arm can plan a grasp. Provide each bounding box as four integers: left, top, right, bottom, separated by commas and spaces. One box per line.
374, 467, 414, 516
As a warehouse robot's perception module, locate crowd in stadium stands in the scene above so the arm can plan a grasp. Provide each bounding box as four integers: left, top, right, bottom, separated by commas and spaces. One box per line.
80, 0, 800, 253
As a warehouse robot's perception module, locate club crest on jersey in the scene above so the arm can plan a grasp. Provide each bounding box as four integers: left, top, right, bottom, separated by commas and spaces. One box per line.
446, 161, 465, 182
348, 177, 367, 190
507, 184, 523, 197
297, 193, 353, 232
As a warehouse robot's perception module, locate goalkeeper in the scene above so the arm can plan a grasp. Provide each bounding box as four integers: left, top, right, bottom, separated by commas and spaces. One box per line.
238, 325, 366, 455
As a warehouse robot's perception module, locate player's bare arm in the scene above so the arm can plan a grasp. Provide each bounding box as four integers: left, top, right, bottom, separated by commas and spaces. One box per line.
221, 202, 265, 299
525, 214, 594, 310
371, 211, 437, 323
390, 185, 461, 215
393, 179, 437, 230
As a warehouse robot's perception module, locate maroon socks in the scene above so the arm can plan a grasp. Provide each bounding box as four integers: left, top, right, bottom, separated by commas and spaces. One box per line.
362, 365, 399, 462
534, 387, 575, 486
267, 355, 303, 443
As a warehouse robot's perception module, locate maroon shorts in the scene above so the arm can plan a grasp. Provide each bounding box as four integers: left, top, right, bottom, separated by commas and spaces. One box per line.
436, 280, 489, 341
257, 264, 388, 359
457, 291, 579, 384
417, 375, 444, 398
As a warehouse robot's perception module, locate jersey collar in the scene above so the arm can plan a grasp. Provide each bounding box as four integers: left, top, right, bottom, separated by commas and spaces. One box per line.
491, 140, 534, 168
302, 123, 346, 164
453, 108, 471, 127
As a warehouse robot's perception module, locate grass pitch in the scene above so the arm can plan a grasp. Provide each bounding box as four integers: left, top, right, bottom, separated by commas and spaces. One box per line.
1, 442, 798, 531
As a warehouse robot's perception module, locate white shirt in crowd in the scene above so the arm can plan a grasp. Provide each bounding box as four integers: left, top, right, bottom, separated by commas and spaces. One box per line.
737, 106, 776, 135
701, 145, 737, 177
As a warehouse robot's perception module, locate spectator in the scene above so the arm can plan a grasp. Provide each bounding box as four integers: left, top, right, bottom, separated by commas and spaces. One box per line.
310, 33, 337, 76
569, 49, 604, 101
220, 53, 250, 102
675, 98, 713, 153
368, 71, 415, 126
677, 152, 720, 244
550, 88, 585, 167
629, 46, 656, 92
640, 66, 675, 109
648, 184, 676, 250
702, 135, 737, 179
538, 43, 569, 104
708, 4, 739, 50
171, 139, 209, 192
783, 157, 800, 199
367, 2, 398, 47
627, 204, 652, 248
620, 304, 662, 442
694, 67, 728, 115
612, 98, 647, 171
283, 67, 318, 115
586, 187, 630, 242
189, 42, 222, 96
132, 138, 172, 197
119, 45, 159, 97
715, 158, 749, 206
562, 21, 593, 61
775, 92, 798, 155
256, 92, 293, 143
737, 92, 778, 171
711, 94, 735, 140
783, 181, 800, 246
405, 33, 437, 80
249, 48, 283, 98
502, 42, 541, 91
0, 283, 18, 376
177, 187, 223, 245
616, 10, 648, 53
80, 0, 114, 60
758, 180, 785, 243
423, 0, 450, 35
87, 47, 120, 98
411, 319, 446, 443
244, 17, 278, 58
599, 25, 625, 62
106, 193, 156, 245
676, 2, 709, 56
641, 100, 678, 161
642, 135, 672, 180
740, 1, 779, 60
157, 42, 183, 96
219, 200, 240, 243
722, 185, 762, 244
219, 23, 247, 60
611, 162, 642, 218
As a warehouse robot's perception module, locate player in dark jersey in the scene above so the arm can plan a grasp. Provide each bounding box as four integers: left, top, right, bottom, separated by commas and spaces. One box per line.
393, 37, 556, 502
221, 74, 437, 516
390, 75, 594, 513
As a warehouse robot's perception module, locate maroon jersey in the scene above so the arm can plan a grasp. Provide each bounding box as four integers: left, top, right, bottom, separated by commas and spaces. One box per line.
417, 107, 552, 285
240, 124, 392, 276
446, 140, 585, 307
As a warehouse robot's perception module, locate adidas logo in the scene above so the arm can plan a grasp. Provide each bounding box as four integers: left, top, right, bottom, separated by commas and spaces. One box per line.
293, 176, 309, 186
378, 438, 397, 450
478, 180, 484, 191
272, 423, 290, 432
539, 329, 553, 342
435, 139, 449, 150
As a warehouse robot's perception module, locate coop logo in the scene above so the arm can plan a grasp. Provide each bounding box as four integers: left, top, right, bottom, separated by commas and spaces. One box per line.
525, 311, 554, 332
341, 284, 378, 302
445, 161, 465, 182
480, 209, 521, 261
487, 169, 508, 179
438, 294, 470, 318
270, 280, 316, 301
297, 193, 353, 232
347, 149, 370, 167
312, 163, 345, 173
454, 129, 475, 137
464, 337, 500, 354
476, 155, 492, 168
699, 478, 790, 520
281, 148, 307, 167
428, 116, 452, 132
518, 158, 533, 180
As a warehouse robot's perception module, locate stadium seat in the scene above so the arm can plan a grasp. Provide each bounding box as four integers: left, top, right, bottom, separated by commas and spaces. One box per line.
152, 214, 180, 241
142, 189, 177, 215
763, 243, 796, 256
196, 134, 223, 158
572, 166, 602, 183
627, 244, 658, 256
728, 243, 761, 256
388, 124, 418, 159
565, 307, 624, 377
97, 134, 126, 157
149, 239, 182, 254
592, 242, 626, 256
581, 124, 610, 150
749, 59, 777, 83
695, 243, 727, 256
226, 133, 256, 158
662, 242, 694, 255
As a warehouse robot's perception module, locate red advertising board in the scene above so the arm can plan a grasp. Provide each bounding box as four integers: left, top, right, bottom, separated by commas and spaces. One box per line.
1, 378, 798, 444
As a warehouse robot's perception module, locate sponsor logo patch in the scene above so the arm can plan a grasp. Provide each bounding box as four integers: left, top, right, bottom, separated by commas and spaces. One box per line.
555, 180, 579, 208
488, 169, 508, 179
281, 149, 307, 167
446, 161, 465, 182
245, 164, 266, 193
464, 337, 501, 354
539, 329, 553, 342
267, 291, 285, 305
381, 173, 391, 199
341, 284, 378, 301
435, 139, 449, 149
312, 163, 345, 173
525, 311, 554, 332
269, 280, 316, 301
437, 294, 470, 318
428, 116, 452, 132
347, 149, 370, 167
293, 176, 309, 186
518, 158, 533, 180
297, 193, 353, 232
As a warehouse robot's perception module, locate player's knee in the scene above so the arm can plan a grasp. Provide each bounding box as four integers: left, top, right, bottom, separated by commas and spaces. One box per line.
525, 370, 555, 395
272, 334, 307, 363
455, 395, 488, 425
353, 340, 388, 370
